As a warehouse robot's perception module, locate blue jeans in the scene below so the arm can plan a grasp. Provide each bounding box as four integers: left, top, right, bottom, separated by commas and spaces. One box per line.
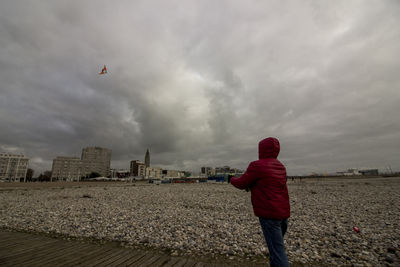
259, 217, 290, 267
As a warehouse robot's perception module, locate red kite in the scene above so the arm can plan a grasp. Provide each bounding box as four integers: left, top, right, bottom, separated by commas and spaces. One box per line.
99, 65, 107, 75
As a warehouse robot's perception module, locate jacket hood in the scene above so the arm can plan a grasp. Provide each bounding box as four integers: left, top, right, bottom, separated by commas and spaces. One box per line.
258, 137, 280, 159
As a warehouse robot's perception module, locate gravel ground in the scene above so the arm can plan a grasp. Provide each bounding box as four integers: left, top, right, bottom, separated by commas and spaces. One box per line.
1, 177, 399, 266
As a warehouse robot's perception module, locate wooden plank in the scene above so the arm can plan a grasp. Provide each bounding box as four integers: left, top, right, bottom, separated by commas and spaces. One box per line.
25, 242, 95, 266
140, 253, 163, 266
9, 241, 79, 266
0, 233, 44, 248
173, 258, 189, 267
149, 255, 171, 267
0, 231, 36, 238
0, 240, 56, 258
0, 231, 24, 240
107, 249, 142, 267
0, 231, 262, 267
128, 251, 154, 266
82, 247, 123, 267
117, 250, 148, 266
1, 231, 60, 242
2, 237, 76, 265
0, 231, 53, 242
44, 244, 103, 266
0, 241, 34, 252
197, 263, 215, 267
0, 239, 47, 253
76, 247, 121, 267
162, 257, 181, 267
0, 231, 13, 238
0, 235, 16, 243
0, 237, 28, 247
183, 259, 198, 267
0, 239, 61, 261
1, 245, 69, 266
0, 234, 30, 245
96, 249, 132, 266
61, 246, 115, 266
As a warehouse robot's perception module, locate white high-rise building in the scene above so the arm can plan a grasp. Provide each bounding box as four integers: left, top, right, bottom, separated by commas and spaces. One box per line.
0, 153, 29, 182
51, 156, 82, 181
81, 147, 111, 177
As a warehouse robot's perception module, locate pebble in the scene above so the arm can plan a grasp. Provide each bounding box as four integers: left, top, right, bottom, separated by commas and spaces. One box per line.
385, 255, 394, 263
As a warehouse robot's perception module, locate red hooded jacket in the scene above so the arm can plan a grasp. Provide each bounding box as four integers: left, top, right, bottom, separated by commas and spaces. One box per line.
231, 137, 290, 219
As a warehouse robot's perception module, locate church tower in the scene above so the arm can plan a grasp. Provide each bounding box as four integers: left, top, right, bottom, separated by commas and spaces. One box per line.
144, 149, 150, 167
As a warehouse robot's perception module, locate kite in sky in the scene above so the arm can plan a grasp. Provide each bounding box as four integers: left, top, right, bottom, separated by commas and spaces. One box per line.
99, 65, 107, 75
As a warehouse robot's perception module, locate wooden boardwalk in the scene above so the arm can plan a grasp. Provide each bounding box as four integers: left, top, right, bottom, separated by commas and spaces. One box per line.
0, 230, 266, 267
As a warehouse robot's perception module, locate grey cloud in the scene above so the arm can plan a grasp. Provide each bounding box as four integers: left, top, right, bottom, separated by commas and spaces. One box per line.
0, 0, 399, 175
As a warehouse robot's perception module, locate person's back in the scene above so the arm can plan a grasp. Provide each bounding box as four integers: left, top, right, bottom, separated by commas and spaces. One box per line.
231, 137, 290, 267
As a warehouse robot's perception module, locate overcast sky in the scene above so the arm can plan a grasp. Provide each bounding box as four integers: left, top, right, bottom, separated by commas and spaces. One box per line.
1, 0, 399, 175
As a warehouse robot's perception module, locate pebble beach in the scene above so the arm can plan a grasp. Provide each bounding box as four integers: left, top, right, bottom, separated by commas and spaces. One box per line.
1, 177, 399, 266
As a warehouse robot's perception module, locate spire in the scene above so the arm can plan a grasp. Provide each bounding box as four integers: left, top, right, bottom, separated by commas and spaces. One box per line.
145, 149, 150, 167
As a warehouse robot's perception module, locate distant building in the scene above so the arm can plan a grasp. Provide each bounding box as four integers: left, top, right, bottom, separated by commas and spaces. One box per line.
162, 169, 185, 178
145, 167, 162, 179
111, 168, 130, 178
130, 160, 146, 177
81, 147, 111, 177
115, 170, 130, 178
215, 166, 231, 174
201, 167, 215, 176
51, 156, 82, 181
145, 149, 150, 167
0, 153, 29, 182
215, 166, 243, 175
337, 168, 361, 176
359, 169, 379, 176
230, 168, 244, 175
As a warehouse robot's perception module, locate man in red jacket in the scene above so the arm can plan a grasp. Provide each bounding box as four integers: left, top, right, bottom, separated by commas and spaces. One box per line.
231, 137, 290, 267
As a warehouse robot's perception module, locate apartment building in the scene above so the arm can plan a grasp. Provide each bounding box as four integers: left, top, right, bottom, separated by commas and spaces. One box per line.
0, 153, 29, 182
51, 156, 82, 181
130, 160, 146, 177
145, 166, 162, 179
81, 147, 111, 177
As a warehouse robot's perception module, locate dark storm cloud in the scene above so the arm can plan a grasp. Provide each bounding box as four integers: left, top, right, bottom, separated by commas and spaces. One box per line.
1, 0, 399, 175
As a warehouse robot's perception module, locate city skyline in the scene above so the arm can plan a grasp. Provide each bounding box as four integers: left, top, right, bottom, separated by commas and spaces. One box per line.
0, 147, 389, 178
1, 1, 399, 176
